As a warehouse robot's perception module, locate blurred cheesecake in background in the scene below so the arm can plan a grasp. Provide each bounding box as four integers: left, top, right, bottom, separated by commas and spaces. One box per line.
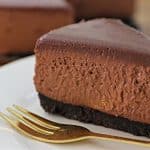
0, 0, 74, 55
68, 0, 135, 20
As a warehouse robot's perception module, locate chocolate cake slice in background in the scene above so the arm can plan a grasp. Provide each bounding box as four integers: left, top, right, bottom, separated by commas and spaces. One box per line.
67, 0, 135, 20
0, 0, 74, 55
34, 19, 150, 137
67, 0, 137, 28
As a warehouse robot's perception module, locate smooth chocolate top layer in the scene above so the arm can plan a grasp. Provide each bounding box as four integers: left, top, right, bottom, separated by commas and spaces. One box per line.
0, 0, 70, 9
36, 19, 150, 66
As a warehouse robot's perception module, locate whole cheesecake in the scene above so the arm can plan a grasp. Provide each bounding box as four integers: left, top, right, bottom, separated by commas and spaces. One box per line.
0, 0, 74, 55
34, 19, 150, 137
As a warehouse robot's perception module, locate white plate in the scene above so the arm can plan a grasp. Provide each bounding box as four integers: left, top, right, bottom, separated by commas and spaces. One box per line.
0, 56, 149, 150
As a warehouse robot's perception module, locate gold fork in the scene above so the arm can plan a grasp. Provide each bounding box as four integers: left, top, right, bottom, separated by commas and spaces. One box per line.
0, 105, 149, 147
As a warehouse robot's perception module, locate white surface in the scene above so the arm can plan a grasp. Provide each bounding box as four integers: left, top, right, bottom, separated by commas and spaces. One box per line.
0, 56, 149, 150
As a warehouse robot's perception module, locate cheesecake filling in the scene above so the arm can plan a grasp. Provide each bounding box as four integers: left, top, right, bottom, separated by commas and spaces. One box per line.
34, 49, 150, 125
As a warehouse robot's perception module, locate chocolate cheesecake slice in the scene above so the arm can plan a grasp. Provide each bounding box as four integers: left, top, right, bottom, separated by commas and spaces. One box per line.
34, 19, 150, 137
0, 0, 74, 55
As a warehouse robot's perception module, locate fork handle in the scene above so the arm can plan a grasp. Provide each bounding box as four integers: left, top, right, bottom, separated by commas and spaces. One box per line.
89, 132, 150, 147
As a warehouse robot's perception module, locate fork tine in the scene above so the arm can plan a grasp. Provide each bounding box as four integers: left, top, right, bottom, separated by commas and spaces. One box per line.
13, 105, 60, 130
0, 112, 57, 143
4, 109, 53, 136
7, 107, 54, 135
0, 112, 19, 126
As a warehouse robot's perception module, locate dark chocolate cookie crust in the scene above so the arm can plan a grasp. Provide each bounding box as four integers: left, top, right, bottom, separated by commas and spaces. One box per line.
39, 93, 150, 138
